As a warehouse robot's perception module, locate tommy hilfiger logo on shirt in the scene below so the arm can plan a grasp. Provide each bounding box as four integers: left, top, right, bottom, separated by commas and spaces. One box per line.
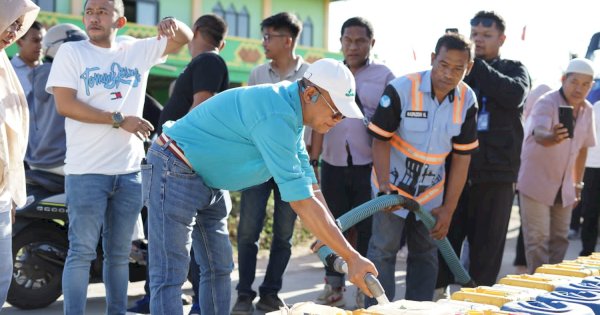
110, 91, 123, 100
80, 62, 141, 96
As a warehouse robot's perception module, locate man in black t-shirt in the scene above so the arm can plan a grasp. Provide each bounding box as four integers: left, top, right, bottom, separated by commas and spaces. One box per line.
156, 14, 229, 135
128, 14, 229, 315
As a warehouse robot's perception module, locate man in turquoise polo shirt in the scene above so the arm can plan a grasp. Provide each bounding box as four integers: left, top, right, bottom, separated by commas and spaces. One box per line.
145, 58, 378, 315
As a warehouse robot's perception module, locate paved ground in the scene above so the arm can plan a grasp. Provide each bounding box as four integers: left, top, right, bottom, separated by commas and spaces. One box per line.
1, 204, 587, 314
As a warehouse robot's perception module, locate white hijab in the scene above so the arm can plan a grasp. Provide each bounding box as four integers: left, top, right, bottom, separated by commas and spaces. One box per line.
0, 0, 39, 207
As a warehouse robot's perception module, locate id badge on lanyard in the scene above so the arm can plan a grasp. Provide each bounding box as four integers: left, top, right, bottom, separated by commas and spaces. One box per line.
477, 96, 489, 132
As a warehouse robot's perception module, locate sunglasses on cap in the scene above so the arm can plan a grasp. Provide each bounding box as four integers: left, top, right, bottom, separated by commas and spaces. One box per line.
470, 17, 496, 28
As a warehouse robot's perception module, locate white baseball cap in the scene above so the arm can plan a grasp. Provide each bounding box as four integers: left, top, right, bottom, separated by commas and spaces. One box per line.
303, 58, 363, 119
566, 58, 595, 78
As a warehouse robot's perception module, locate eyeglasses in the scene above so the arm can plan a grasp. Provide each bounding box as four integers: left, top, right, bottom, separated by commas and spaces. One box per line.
470, 17, 496, 28
314, 86, 345, 120
299, 80, 345, 120
7, 20, 23, 33
262, 33, 289, 42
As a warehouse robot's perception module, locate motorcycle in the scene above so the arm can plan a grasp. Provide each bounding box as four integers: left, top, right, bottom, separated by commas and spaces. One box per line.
8, 169, 147, 310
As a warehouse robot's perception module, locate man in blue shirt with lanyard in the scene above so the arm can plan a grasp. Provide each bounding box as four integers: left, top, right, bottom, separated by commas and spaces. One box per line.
145, 58, 378, 315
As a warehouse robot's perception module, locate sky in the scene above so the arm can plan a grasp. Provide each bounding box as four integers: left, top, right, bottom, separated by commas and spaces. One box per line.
328, 0, 599, 87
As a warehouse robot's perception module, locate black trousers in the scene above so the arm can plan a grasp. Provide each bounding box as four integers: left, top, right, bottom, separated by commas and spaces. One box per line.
580, 167, 600, 256
320, 160, 373, 276
437, 182, 515, 287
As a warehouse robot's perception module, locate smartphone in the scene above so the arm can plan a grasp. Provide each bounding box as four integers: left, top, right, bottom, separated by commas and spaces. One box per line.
558, 105, 574, 138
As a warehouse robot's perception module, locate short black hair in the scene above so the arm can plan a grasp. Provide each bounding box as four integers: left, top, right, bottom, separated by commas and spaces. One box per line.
194, 14, 227, 47
434, 33, 473, 61
260, 12, 302, 41
29, 21, 44, 31
84, 0, 125, 17
340, 17, 374, 39
21, 21, 44, 38
471, 11, 506, 33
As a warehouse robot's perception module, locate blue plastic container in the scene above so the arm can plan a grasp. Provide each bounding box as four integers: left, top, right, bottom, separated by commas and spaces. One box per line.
556, 282, 600, 294
536, 291, 600, 314
502, 300, 594, 315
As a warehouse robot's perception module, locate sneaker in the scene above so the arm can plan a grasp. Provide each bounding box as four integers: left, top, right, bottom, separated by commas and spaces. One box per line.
188, 303, 200, 315
256, 293, 286, 312
231, 295, 254, 315
355, 289, 365, 309
127, 295, 150, 314
315, 284, 345, 307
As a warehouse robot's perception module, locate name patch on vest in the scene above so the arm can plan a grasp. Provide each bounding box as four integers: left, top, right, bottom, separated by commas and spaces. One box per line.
405, 111, 428, 118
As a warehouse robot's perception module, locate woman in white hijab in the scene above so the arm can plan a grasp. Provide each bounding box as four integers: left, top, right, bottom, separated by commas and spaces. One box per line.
0, 0, 39, 307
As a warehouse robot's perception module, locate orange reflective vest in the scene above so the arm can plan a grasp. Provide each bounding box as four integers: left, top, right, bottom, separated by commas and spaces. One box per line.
369, 71, 477, 215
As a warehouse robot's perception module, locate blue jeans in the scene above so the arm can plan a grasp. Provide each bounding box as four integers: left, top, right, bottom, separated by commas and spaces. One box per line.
145, 141, 233, 315
62, 173, 142, 315
0, 209, 12, 308
365, 211, 437, 306
236, 178, 296, 298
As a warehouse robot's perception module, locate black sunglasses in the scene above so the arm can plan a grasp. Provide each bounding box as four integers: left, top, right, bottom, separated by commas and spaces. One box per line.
470, 17, 496, 28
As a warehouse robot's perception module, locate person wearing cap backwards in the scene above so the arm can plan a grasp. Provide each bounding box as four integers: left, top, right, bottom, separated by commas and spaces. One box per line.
145, 58, 377, 314
0, 0, 40, 309
365, 33, 478, 305
517, 58, 597, 274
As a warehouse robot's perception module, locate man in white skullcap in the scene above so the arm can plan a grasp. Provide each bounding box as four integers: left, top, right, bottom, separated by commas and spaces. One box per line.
517, 57, 597, 273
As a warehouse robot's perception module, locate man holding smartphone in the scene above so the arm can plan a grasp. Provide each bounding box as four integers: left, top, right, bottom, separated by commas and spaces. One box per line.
517, 58, 596, 273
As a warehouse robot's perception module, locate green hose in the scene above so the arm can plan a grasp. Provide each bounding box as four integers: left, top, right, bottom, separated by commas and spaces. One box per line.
317, 194, 475, 287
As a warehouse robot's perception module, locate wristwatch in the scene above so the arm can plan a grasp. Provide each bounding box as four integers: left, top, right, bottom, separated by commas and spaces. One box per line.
309, 159, 319, 167
111, 111, 124, 128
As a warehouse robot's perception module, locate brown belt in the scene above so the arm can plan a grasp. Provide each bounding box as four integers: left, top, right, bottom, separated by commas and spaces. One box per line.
156, 133, 193, 169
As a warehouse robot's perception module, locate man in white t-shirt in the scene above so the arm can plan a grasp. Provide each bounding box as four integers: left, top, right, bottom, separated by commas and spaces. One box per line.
46, 0, 192, 313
